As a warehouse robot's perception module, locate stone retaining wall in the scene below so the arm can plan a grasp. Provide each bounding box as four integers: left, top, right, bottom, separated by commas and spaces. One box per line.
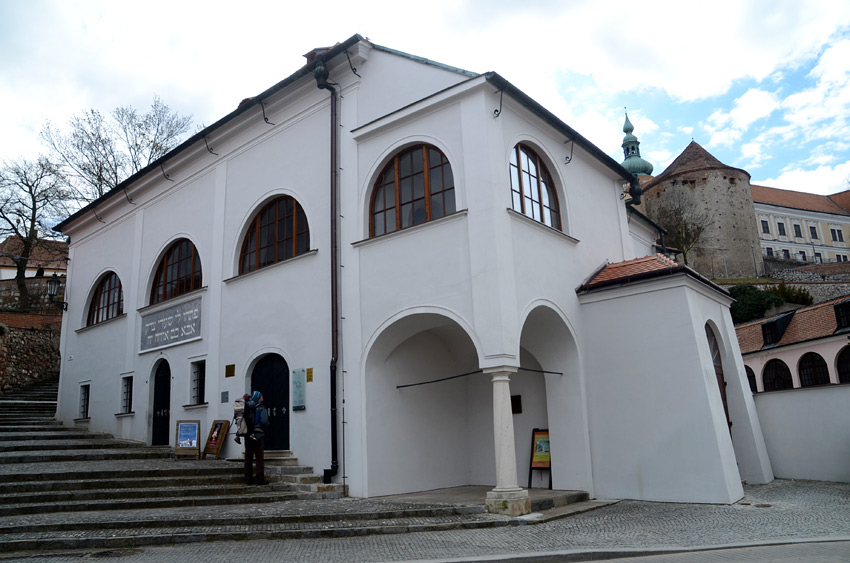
0, 312, 61, 394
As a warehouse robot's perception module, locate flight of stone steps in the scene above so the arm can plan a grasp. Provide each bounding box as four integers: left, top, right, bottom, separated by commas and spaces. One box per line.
0, 377, 526, 555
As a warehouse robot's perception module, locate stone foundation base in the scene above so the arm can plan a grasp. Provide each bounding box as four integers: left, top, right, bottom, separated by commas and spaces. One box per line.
485, 488, 531, 516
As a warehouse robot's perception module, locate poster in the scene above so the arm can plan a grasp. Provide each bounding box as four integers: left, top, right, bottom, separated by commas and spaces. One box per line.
174, 420, 201, 459
203, 420, 230, 460
292, 368, 306, 411
531, 429, 550, 468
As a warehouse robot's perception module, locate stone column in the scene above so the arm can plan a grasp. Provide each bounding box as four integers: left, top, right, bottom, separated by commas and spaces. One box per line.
484, 367, 530, 516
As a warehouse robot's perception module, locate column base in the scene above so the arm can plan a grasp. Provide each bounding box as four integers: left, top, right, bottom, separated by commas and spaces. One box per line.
485, 488, 531, 516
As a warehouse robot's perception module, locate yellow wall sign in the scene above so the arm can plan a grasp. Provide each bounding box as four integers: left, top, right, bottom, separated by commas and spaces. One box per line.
306, 368, 313, 382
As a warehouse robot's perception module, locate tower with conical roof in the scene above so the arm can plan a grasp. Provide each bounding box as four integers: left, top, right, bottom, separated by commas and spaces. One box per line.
642, 141, 763, 279
621, 113, 654, 176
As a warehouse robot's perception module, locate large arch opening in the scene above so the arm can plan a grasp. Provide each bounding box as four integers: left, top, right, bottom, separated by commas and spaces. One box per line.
364, 313, 483, 496
518, 304, 587, 492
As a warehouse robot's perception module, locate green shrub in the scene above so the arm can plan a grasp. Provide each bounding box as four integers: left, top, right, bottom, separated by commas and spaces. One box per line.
767, 281, 813, 306
728, 285, 784, 324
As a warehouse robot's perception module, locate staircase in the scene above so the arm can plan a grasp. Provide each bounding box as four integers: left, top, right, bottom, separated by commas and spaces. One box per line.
0, 378, 530, 555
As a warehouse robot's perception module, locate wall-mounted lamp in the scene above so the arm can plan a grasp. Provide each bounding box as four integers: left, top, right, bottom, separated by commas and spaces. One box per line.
46, 273, 68, 311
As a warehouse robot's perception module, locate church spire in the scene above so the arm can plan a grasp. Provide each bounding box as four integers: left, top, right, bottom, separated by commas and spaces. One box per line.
621, 111, 654, 176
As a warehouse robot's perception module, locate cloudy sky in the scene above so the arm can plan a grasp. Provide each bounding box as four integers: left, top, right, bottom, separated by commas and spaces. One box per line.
2, 0, 849, 194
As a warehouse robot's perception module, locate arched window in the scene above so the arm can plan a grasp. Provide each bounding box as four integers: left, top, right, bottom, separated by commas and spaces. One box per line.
762, 359, 793, 392
745, 365, 757, 393
240, 196, 310, 274
798, 352, 830, 387
837, 346, 850, 384
87, 272, 123, 326
370, 144, 456, 237
510, 144, 561, 229
150, 239, 202, 305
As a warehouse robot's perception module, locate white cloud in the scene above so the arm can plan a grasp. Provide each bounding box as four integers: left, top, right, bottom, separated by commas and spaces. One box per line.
703, 89, 780, 147
756, 160, 850, 195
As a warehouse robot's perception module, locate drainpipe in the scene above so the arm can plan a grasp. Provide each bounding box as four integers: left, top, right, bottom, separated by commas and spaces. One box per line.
314, 56, 340, 484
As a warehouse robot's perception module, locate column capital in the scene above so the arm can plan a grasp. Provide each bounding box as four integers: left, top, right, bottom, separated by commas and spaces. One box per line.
482, 365, 518, 377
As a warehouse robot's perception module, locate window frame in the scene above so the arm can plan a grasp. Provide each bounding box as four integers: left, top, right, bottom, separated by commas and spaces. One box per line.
87, 272, 124, 327
777, 222, 786, 237
509, 143, 561, 230
239, 195, 310, 274
120, 376, 133, 414
793, 224, 802, 238
79, 383, 91, 419
762, 359, 793, 392
809, 225, 818, 239
190, 360, 206, 405
369, 144, 456, 238
798, 352, 830, 387
150, 239, 203, 305
761, 220, 770, 234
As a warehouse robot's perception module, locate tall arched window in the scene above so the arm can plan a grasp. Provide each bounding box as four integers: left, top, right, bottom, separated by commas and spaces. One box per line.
745, 365, 757, 393
370, 144, 456, 237
150, 239, 202, 305
762, 359, 793, 392
837, 346, 850, 384
510, 144, 561, 229
240, 196, 310, 274
87, 272, 123, 326
798, 352, 830, 387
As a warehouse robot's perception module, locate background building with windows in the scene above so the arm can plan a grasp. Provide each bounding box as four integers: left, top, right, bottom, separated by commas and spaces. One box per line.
735, 296, 850, 482
53, 35, 772, 513
753, 185, 850, 264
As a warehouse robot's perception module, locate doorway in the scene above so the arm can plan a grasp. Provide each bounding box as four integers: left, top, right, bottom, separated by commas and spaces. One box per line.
152, 360, 171, 446
251, 354, 290, 450
705, 324, 731, 428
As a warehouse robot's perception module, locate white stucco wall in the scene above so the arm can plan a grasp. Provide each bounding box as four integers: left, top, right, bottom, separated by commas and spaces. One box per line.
754, 384, 850, 482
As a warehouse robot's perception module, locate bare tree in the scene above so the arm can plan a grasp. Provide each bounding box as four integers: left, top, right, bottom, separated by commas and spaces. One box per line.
42, 95, 192, 205
0, 158, 69, 310
648, 189, 715, 266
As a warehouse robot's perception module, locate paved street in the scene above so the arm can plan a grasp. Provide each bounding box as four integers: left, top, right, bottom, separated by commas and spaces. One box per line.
3, 479, 849, 562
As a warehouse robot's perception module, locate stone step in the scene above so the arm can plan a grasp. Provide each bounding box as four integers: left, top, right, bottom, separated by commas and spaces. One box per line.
0, 430, 112, 442
0, 439, 150, 453
0, 481, 297, 513
0, 448, 174, 464
0, 463, 237, 484
0, 488, 304, 518
0, 472, 247, 494
0, 503, 503, 553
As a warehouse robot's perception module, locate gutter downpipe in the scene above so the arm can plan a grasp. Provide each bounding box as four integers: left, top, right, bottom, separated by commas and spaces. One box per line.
314, 57, 340, 484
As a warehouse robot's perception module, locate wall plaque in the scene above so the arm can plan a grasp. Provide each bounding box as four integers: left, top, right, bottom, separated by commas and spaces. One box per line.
141, 297, 202, 351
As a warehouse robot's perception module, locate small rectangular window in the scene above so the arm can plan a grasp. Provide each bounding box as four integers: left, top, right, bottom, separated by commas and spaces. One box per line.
777, 223, 786, 236
191, 361, 206, 405
121, 376, 133, 414
794, 224, 802, 238
836, 303, 850, 329
765, 247, 773, 257
79, 384, 90, 419
832, 228, 845, 242
810, 226, 818, 239
762, 322, 779, 345
815, 252, 822, 263
799, 251, 807, 261
761, 220, 770, 234
782, 249, 790, 259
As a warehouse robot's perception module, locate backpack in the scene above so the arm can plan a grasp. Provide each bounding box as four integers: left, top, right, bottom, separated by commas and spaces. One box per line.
232, 395, 256, 443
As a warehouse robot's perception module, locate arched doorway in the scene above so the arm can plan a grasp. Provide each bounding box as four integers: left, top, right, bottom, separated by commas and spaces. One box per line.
152, 360, 171, 446
705, 324, 731, 428
251, 354, 290, 451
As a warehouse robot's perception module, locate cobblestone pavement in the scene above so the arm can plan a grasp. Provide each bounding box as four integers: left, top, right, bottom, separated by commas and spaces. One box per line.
4, 479, 850, 562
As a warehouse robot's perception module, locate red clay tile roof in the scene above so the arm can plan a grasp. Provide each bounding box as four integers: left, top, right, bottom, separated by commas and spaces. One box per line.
644, 141, 749, 192
578, 254, 686, 293
0, 237, 68, 271
751, 184, 850, 216
735, 295, 850, 354
828, 190, 850, 213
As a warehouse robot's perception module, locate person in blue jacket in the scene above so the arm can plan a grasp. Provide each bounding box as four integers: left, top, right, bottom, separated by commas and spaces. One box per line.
243, 390, 270, 485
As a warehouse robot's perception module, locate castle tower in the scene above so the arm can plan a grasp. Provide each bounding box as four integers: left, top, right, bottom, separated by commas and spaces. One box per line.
642, 141, 763, 279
